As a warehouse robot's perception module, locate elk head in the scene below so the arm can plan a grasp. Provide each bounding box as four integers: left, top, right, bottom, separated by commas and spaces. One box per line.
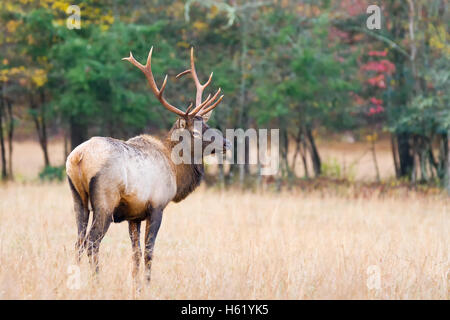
123, 47, 230, 161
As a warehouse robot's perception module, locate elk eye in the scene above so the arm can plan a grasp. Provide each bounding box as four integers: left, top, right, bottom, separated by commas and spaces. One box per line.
179, 119, 186, 128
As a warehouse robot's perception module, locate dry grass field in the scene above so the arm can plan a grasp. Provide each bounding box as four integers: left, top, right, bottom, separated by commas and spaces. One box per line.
0, 139, 449, 299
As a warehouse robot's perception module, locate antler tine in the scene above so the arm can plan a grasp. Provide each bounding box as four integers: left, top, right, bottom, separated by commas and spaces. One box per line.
123, 47, 186, 117
198, 93, 212, 108
189, 47, 214, 107
203, 72, 213, 88
190, 47, 201, 88
189, 87, 221, 116
184, 102, 194, 116
126, 47, 224, 118
176, 69, 191, 79
173, 47, 223, 117
145, 46, 153, 67
159, 75, 168, 98
199, 94, 224, 116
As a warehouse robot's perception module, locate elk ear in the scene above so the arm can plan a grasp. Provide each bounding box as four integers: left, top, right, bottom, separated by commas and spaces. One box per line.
178, 118, 186, 129
202, 110, 213, 123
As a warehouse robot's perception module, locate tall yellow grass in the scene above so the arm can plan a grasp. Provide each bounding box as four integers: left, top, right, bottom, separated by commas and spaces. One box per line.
0, 139, 448, 299
0, 183, 448, 299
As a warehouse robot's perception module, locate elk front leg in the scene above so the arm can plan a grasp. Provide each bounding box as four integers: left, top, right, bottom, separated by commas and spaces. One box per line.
144, 208, 164, 284
128, 220, 141, 282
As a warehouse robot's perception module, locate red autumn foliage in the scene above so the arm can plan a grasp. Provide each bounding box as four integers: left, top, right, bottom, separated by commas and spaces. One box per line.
368, 50, 388, 57
368, 105, 385, 115
339, 0, 367, 17
361, 60, 396, 75
350, 92, 365, 105
370, 97, 383, 105
329, 27, 350, 42
367, 74, 386, 88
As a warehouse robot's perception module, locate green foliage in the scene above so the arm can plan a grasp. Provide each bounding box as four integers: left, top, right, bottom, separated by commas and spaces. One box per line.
321, 158, 356, 181
321, 158, 342, 179
389, 57, 450, 135
47, 20, 178, 137
39, 165, 65, 182
255, 10, 359, 133
0, 0, 448, 187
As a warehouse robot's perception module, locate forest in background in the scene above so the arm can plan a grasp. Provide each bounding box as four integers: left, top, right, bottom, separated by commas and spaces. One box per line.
0, 0, 449, 191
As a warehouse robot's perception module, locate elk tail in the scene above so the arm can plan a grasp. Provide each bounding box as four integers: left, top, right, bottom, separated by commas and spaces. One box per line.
66, 150, 88, 209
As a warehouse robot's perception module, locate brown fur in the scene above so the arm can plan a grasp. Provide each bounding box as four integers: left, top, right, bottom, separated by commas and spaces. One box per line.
67, 46, 229, 282
66, 114, 228, 281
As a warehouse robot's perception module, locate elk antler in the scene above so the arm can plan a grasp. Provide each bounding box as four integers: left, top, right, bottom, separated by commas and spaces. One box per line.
176, 47, 224, 116
123, 47, 223, 117
122, 47, 189, 117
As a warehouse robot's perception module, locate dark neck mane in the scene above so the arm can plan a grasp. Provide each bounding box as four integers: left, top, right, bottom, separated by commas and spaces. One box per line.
172, 162, 204, 202
165, 132, 204, 203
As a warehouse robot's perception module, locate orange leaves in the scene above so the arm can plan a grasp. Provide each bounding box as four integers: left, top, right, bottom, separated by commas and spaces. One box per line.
6, 20, 20, 33
0, 66, 25, 82
0, 67, 47, 88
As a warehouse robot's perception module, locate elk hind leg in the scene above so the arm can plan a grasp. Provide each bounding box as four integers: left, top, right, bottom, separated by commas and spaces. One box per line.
68, 177, 89, 263
86, 176, 116, 275
86, 209, 112, 275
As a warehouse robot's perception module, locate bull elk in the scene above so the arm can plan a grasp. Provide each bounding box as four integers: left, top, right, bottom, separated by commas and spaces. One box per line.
66, 46, 229, 283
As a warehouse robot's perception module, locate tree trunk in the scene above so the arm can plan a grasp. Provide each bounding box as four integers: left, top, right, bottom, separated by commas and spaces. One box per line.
64, 130, 69, 160
396, 132, 414, 177
371, 136, 381, 182
39, 90, 50, 166
390, 2, 414, 179
0, 98, 7, 180
446, 129, 450, 195
300, 129, 309, 179
291, 137, 300, 174
306, 127, 321, 177
5, 99, 14, 178
291, 127, 307, 178
391, 134, 400, 177
30, 92, 50, 167
281, 127, 290, 177
238, 13, 249, 186
70, 116, 88, 151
